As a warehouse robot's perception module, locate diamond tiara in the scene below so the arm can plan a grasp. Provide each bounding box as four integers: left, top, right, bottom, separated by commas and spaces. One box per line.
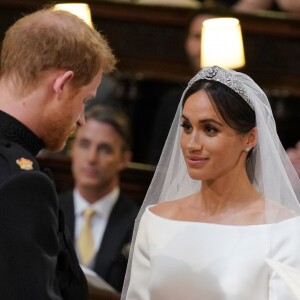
188, 66, 254, 110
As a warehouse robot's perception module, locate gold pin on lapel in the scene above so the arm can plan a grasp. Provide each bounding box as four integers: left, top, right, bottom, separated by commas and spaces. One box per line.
16, 158, 33, 170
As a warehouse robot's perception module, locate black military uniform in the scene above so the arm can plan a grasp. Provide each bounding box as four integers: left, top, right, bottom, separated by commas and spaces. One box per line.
0, 111, 88, 300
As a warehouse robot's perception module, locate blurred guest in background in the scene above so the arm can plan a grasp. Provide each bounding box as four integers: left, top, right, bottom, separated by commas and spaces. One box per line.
214, 0, 275, 11
147, 13, 213, 165
275, 0, 300, 13
85, 75, 119, 110
60, 105, 139, 292
214, 0, 300, 14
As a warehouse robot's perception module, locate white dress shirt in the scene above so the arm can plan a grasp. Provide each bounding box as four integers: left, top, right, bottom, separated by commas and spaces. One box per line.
73, 187, 119, 268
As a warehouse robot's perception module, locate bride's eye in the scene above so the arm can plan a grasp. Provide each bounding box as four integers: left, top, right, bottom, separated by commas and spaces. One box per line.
180, 121, 192, 133
204, 124, 218, 135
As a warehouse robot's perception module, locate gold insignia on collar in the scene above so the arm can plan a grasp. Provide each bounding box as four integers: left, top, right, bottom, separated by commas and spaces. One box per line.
16, 158, 33, 170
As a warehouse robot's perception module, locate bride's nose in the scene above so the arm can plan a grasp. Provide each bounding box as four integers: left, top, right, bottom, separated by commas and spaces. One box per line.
185, 132, 203, 151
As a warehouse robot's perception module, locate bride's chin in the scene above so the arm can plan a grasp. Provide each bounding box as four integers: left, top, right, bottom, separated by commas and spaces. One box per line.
187, 170, 209, 181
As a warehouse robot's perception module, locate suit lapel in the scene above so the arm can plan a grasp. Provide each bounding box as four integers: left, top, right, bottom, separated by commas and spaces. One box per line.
60, 191, 76, 243
93, 194, 128, 278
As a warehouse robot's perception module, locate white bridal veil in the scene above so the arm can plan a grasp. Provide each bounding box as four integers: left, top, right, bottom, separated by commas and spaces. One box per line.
121, 66, 300, 299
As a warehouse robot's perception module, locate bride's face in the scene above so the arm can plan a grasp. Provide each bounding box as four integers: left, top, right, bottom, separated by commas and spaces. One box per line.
180, 89, 249, 181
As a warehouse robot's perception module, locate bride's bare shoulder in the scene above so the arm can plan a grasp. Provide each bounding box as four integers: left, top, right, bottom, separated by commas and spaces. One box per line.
149, 197, 189, 219
267, 200, 298, 221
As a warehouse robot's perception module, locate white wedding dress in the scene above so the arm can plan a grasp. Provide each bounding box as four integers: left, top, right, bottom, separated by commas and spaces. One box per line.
126, 206, 300, 300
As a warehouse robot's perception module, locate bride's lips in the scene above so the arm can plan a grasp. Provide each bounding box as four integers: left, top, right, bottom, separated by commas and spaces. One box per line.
186, 156, 209, 167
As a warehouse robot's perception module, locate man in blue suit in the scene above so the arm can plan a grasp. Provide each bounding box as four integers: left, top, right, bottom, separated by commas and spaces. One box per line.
60, 105, 139, 292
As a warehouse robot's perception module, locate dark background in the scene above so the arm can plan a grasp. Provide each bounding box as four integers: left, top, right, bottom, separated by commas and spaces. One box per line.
1, 0, 300, 164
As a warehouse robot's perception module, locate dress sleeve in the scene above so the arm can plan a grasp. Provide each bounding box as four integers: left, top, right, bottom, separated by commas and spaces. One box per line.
268, 259, 300, 300
126, 212, 151, 300
268, 217, 300, 300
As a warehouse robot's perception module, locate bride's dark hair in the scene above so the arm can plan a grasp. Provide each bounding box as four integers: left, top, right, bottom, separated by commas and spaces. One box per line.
183, 80, 256, 134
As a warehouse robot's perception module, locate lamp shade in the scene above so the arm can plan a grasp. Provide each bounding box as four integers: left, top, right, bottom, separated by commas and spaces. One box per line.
200, 17, 245, 69
53, 3, 93, 27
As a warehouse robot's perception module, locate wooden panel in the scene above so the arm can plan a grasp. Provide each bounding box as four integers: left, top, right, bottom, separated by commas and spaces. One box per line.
1, 0, 300, 91
2, 0, 300, 157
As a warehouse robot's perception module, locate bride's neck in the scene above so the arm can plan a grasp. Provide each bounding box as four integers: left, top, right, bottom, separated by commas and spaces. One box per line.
199, 174, 260, 216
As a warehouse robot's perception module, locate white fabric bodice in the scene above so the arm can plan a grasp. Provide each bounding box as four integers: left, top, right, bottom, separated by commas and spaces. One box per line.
126, 206, 300, 300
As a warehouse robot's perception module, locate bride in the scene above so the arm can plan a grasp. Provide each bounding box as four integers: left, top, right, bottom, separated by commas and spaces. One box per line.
122, 66, 300, 299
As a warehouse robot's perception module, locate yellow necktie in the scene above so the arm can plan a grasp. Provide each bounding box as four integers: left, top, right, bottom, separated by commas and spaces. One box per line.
78, 207, 96, 266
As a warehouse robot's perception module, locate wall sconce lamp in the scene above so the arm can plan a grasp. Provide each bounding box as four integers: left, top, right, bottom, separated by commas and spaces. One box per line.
53, 3, 93, 28
200, 17, 245, 69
